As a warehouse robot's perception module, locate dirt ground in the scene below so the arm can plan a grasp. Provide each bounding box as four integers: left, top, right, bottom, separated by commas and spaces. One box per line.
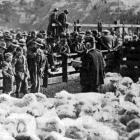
41, 79, 81, 98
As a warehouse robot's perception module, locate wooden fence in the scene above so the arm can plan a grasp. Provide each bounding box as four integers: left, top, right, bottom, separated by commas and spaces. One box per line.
0, 50, 111, 91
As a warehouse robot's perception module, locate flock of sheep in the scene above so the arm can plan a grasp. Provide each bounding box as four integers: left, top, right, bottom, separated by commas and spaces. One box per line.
0, 73, 140, 140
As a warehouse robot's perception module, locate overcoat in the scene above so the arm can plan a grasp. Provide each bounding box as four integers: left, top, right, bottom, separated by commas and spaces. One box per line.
80, 49, 105, 91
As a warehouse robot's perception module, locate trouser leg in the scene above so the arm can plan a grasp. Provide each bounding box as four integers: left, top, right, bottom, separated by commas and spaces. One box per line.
36, 74, 41, 93
15, 77, 22, 98
81, 85, 90, 92
43, 62, 48, 88
30, 71, 37, 93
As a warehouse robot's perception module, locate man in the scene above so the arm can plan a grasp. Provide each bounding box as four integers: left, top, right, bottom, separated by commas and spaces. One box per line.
28, 38, 46, 93
13, 47, 29, 97
0, 42, 6, 68
100, 30, 114, 50
18, 39, 27, 56
80, 37, 105, 92
47, 8, 59, 37
2, 52, 14, 94
58, 9, 69, 36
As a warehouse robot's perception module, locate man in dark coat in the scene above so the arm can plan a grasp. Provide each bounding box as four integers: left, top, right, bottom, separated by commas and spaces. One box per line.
80, 37, 105, 92
100, 30, 114, 50
28, 38, 46, 93
47, 8, 59, 37
58, 9, 69, 36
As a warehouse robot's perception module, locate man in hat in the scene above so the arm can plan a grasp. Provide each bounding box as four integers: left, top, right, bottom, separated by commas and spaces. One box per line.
100, 30, 114, 50
13, 47, 29, 97
0, 42, 6, 68
4, 34, 13, 49
2, 52, 14, 94
28, 38, 46, 93
18, 39, 27, 56
58, 9, 69, 36
47, 8, 59, 37
84, 30, 95, 45
80, 37, 105, 92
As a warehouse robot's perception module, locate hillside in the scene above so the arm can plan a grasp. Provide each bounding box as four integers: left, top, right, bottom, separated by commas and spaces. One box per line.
0, 0, 140, 30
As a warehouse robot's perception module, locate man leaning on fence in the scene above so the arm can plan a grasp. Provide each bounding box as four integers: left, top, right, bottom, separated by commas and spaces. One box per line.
80, 36, 105, 92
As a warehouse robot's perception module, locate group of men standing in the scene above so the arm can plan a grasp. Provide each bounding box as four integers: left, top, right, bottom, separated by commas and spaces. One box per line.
0, 8, 124, 96
47, 8, 69, 38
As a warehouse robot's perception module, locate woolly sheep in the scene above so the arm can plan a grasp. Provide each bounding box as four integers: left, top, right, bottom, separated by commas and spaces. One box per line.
0, 124, 15, 140
45, 132, 73, 140
127, 119, 140, 132
78, 116, 119, 140
128, 129, 140, 140
4, 113, 36, 137
36, 110, 65, 135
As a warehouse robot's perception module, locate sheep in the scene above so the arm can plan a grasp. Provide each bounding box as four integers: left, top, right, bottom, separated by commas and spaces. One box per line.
127, 119, 140, 132
56, 103, 77, 119
128, 129, 140, 140
36, 109, 65, 138
77, 116, 119, 140
0, 124, 15, 140
120, 77, 133, 89
61, 118, 87, 139
119, 110, 140, 126
45, 132, 74, 140
99, 77, 120, 93
4, 113, 36, 137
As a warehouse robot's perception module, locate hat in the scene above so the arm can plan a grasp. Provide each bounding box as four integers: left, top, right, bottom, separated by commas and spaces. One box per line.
85, 30, 92, 36
102, 30, 110, 34
5, 52, 13, 59
16, 46, 23, 52
37, 33, 43, 39
22, 31, 28, 36
34, 38, 43, 47
64, 9, 69, 14
92, 29, 98, 35
4, 31, 10, 36
0, 42, 6, 49
12, 39, 19, 45
53, 8, 59, 12
5, 35, 12, 41
18, 39, 26, 46
40, 30, 46, 35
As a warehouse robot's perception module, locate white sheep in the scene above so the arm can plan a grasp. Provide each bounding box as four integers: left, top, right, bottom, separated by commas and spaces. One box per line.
45, 132, 74, 140
4, 113, 36, 137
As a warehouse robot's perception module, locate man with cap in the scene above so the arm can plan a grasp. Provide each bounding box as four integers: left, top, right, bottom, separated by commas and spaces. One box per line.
58, 9, 69, 36
2, 52, 14, 94
13, 47, 29, 97
0, 42, 6, 68
84, 30, 95, 46
80, 37, 105, 92
47, 8, 59, 37
4, 34, 13, 49
18, 39, 27, 56
100, 29, 114, 50
28, 38, 46, 93
26, 31, 36, 48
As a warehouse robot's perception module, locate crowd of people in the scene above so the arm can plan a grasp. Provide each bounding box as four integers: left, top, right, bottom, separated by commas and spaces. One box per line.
0, 8, 140, 97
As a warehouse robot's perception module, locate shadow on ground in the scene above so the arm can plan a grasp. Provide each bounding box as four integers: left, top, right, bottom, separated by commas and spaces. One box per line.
41, 79, 81, 98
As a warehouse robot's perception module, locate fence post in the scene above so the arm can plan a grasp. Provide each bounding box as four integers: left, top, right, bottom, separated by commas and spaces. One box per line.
62, 54, 68, 82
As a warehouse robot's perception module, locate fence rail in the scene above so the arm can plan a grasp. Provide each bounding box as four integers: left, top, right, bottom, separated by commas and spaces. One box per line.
0, 50, 111, 91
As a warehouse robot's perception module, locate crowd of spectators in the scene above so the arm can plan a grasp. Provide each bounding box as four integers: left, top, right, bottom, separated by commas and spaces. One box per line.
0, 13, 140, 96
